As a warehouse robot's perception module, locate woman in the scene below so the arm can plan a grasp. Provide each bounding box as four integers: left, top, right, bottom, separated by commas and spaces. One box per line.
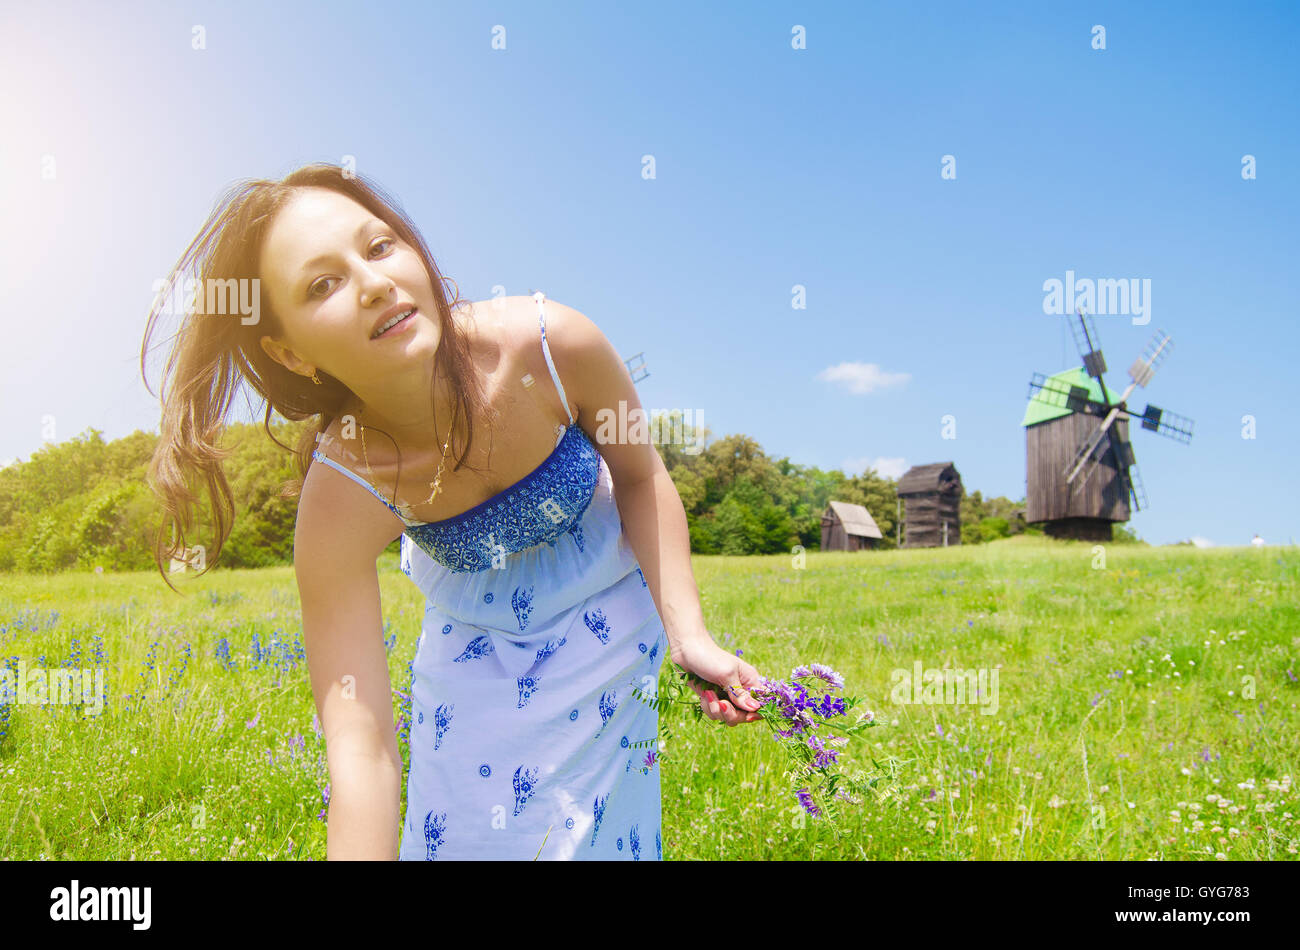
140, 163, 765, 860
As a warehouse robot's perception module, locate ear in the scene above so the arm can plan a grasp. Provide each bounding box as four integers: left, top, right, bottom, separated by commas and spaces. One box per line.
260, 334, 310, 377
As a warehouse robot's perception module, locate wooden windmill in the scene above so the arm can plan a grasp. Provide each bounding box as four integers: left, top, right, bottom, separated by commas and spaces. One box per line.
1023, 310, 1193, 540
898, 462, 963, 547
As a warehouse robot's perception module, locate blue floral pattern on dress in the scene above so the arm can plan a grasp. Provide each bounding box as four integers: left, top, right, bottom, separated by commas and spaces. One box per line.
512, 585, 535, 632
512, 765, 539, 816
598, 689, 618, 732
591, 793, 608, 847
630, 823, 640, 860
584, 607, 611, 644
433, 703, 453, 750
535, 634, 567, 665
453, 634, 494, 663
424, 810, 446, 861
516, 674, 540, 709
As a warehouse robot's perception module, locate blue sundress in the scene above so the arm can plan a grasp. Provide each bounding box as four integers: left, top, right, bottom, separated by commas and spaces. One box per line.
310, 291, 666, 860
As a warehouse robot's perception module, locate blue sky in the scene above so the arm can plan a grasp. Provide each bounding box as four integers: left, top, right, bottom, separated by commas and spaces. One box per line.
1, 0, 1296, 547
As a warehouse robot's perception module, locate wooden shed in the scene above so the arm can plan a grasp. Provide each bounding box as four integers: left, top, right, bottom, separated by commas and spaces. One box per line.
820, 500, 884, 551
897, 462, 963, 548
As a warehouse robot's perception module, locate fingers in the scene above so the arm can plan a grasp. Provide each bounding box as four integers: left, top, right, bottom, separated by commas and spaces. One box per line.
701, 689, 762, 727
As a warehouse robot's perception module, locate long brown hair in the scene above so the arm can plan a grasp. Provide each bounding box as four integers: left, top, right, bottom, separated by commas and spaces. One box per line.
140, 163, 493, 591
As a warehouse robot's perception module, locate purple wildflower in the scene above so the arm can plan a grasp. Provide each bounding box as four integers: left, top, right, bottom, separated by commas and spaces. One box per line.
245, 711, 260, 729
795, 788, 822, 817
792, 663, 845, 690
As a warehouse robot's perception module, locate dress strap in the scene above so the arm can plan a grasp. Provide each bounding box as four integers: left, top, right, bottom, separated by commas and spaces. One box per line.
534, 291, 575, 426
310, 446, 416, 526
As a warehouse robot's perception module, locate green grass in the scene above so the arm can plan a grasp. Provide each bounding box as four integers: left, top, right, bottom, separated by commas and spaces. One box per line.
1, 535, 1296, 860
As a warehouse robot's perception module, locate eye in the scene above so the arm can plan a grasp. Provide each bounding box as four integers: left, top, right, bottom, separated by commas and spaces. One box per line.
306, 237, 398, 298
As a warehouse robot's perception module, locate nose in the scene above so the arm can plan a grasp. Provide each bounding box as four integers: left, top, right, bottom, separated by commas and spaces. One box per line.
357, 261, 395, 308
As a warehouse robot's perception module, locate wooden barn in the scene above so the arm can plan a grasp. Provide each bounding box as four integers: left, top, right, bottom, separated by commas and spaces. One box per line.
897, 462, 963, 547
1023, 367, 1131, 541
820, 500, 884, 551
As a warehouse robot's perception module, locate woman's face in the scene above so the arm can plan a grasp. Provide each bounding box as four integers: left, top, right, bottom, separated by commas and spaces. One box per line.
258, 187, 441, 396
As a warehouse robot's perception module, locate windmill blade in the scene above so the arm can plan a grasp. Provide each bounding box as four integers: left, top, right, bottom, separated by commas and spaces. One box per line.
1128, 330, 1174, 387
1127, 461, 1148, 512
1069, 442, 1108, 495
1106, 427, 1146, 513
1138, 404, 1194, 444
1065, 402, 1124, 484
1027, 373, 1107, 415
1064, 418, 1112, 485
1068, 309, 1110, 394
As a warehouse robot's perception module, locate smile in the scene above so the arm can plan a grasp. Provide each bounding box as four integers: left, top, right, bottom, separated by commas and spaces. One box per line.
372, 308, 416, 340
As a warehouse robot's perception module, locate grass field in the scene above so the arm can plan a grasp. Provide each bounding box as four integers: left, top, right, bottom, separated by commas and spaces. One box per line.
1, 535, 1296, 860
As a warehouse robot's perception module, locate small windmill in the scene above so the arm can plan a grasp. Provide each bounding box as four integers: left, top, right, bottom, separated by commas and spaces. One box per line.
1022, 309, 1193, 540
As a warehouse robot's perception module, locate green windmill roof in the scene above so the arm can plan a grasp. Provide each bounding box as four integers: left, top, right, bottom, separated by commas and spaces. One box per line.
1022, 366, 1115, 427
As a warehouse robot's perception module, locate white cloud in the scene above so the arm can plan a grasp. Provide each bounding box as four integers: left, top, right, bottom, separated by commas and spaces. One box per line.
817, 361, 910, 395
1190, 536, 1214, 548
844, 456, 908, 480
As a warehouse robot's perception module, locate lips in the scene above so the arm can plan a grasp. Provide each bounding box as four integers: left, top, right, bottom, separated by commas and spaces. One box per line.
371, 304, 417, 340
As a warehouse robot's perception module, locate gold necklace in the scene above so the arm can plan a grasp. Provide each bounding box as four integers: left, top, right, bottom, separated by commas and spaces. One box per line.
360, 402, 459, 511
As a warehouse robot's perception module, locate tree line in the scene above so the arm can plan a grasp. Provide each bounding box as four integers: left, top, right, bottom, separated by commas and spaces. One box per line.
0, 412, 1097, 574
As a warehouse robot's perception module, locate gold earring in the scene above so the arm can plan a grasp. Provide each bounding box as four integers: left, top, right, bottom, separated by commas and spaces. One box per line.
311, 371, 322, 385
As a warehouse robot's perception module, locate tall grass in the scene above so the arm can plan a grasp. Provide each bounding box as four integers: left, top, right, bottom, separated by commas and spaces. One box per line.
0, 535, 1295, 860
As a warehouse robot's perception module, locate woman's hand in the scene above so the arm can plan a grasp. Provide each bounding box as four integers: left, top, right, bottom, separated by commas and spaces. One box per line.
670, 635, 765, 726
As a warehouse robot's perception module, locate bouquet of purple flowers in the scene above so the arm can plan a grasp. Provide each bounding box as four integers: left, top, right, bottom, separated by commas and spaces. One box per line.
636, 659, 906, 832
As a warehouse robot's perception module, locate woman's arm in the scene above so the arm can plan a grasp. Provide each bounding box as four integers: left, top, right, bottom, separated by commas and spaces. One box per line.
610, 460, 709, 653
295, 464, 407, 860
539, 300, 764, 725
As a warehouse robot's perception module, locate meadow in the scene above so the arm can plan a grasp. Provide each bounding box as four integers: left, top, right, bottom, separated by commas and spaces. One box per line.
0, 535, 1296, 860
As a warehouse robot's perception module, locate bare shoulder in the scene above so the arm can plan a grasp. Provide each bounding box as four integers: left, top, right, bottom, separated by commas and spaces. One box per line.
296, 451, 405, 565
462, 294, 593, 350
492, 295, 604, 406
